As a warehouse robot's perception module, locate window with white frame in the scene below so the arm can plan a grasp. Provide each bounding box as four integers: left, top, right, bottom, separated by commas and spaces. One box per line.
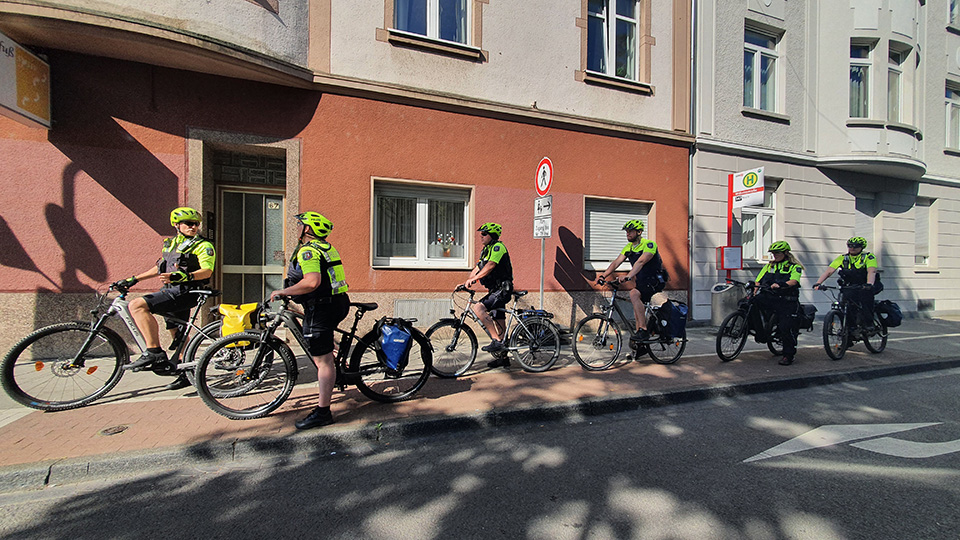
951, 0, 959, 26
584, 197, 652, 270
888, 47, 905, 123
741, 187, 776, 262
394, 0, 468, 44
743, 27, 779, 112
587, 0, 640, 80
947, 84, 960, 149
914, 198, 934, 266
373, 181, 471, 268
850, 43, 872, 118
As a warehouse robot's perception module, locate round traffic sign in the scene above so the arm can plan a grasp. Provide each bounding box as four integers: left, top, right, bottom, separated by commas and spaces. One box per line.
536, 157, 553, 196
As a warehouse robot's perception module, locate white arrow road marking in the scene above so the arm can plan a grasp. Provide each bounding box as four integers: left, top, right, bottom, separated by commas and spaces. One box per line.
849, 436, 960, 458
743, 423, 941, 463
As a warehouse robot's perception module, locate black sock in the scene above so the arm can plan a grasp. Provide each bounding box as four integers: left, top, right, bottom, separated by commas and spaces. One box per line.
147, 347, 163, 354
317, 406, 330, 415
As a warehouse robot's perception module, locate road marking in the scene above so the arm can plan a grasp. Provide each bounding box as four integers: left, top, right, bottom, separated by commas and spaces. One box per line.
744, 423, 940, 463
850, 436, 960, 458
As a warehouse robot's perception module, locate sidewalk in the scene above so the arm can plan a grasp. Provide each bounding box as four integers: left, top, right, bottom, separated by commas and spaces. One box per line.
2, 317, 960, 491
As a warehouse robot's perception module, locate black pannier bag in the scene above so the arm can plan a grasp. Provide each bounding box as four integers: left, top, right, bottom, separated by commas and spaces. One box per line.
875, 300, 903, 327
797, 304, 817, 330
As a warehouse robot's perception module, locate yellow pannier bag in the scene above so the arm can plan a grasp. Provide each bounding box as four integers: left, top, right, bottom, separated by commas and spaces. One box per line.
219, 303, 259, 347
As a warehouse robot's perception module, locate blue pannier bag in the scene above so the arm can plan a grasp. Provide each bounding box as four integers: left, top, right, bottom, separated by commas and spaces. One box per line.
658, 300, 688, 339
875, 300, 902, 328
377, 319, 413, 373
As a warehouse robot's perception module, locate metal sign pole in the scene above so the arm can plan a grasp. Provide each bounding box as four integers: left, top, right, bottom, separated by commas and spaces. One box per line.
540, 237, 545, 309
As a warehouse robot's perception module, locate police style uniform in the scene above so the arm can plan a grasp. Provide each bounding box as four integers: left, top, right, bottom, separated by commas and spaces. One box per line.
477, 240, 513, 320
142, 233, 216, 329
754, 259, 803, 358
829, 251, 881, 325
621, 239, 664, 302
286, 238, 350, 356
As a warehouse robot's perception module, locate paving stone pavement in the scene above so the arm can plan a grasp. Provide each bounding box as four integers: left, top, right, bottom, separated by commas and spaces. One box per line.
1, 316, 959, 491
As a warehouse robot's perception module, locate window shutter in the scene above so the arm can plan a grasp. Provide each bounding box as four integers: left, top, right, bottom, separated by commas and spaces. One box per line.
585, 199, 652, 265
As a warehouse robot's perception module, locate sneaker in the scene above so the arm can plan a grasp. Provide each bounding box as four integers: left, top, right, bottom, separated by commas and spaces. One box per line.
487, 356, 511, 369
481, 340, 505, 353
163, 374, 191, 391
295, 408, 335, 430
125, 350, 167, 371
630, 329, 650, 343
779, 356, 794, 366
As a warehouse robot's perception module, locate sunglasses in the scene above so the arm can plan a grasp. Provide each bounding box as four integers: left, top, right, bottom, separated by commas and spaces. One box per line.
479, 231, 489, 236
180, 221, 200, 227
847, 243, 860, 248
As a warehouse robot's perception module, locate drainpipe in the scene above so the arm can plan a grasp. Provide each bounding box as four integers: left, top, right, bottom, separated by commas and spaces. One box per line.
688, 0, 698, 321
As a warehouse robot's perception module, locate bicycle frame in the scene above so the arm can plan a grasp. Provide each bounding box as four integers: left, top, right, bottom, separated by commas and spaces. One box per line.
820, 286, 872, 333
446, 288, 546, 352
594, 280, 675, 344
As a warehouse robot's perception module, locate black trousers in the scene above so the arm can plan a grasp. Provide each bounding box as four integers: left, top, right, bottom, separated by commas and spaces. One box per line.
755, 294, 799, 358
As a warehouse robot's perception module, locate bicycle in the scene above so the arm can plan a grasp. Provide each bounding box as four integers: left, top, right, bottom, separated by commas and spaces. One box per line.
715, 280, 812, 362
817, 284, 888, 360
194, 296, 433, 420
426, 285, 562, 377
571, 277, 686, 370
1, 282, 222, 411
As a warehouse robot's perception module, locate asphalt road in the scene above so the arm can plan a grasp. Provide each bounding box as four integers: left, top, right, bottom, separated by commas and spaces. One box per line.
1, 368, 957, 540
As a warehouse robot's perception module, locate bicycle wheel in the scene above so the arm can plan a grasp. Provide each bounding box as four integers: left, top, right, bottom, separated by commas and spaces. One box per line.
716, 311, 748, 362
647, 334, 685, 364
509, 318, 561, 373
572, 315, 621, 371
863, 313, 888, 353
194, 332, 297, 420
426, 320, 477, 378
823, 310, 847, 360
181, 320, 223, 387
350, 328, 431, 403
1, 322, 127, 411
766, 317, 784, 356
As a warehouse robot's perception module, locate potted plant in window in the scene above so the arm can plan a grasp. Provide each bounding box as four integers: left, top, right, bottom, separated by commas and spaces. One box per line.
438, 231, 456, 257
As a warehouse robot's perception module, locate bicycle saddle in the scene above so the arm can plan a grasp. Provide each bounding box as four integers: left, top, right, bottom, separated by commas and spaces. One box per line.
351, 302, 379, 312
188, 289, 221, 297
513, 290, 528, 298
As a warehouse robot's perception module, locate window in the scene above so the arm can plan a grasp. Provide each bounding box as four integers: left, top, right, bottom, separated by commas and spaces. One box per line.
741, 188, 776, 262
587, 0, 640, 80
850, 43, 872, 118
373, 181, 471, 268
394, 0, 468, 44
888, 48, 904, 123
743, 27, 779, 112
915, 198, 934, 266
951, 0, 959, 26
584, 197, 652, 271
947, 84, 960, 149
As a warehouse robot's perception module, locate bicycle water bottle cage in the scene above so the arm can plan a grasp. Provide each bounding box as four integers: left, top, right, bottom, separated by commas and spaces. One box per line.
219, 303, 260, 347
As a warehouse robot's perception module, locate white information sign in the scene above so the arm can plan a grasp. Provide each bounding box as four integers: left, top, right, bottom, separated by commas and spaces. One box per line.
534, 216, 552, 238
731, 167, 764, 209
534, 195, 552, 218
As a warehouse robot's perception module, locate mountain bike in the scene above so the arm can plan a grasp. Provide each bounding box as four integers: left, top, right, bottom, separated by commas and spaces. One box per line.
572, 277, 686, 370
426, 286, 562, 377
715, 280, 813, 362
194, 296, 432, 420
1, 282, 222, 411
817, 284, 888, 360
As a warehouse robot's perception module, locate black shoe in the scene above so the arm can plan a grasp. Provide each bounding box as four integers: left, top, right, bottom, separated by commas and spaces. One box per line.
125, 350, 167, 372
481, 340, 505, 353
631, 329, 650, 343
487, 357, 511, 369
779, 356, 794, 366
295, 408, 335, 430
163, 374, 191, 391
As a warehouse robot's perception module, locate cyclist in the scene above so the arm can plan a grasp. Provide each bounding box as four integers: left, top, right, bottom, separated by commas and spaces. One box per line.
116, 207, 216, 389
812, 236, 881, 330
463, 222, 514, 368
752, 241, 803, 366
269, 212, 349, 430
597, 219, 665, 344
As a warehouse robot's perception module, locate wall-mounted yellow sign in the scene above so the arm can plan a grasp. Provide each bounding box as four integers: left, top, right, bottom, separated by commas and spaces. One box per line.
0, 31, 51, 129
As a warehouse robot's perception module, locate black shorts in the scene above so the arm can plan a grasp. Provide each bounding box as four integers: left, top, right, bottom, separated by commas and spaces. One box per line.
480, 288, 511, 320
635, 276, 659, 303
303, 294, 350, 356
142, 287, 197, 330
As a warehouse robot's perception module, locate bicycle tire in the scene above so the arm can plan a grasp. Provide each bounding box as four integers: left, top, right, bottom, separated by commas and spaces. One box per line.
194, 332, 297, 420
426, 320, 477, 378
765, 316, 784, 356
1, 322, 127, 411
716, 311, 749, 362
181, 320, 223, 387
572, 314, 622, 371
863, 313, 888, 353
823, 310, 847, 360
350, 327, 432, 403
509, 317, 561, 373
647, 335, 686, 364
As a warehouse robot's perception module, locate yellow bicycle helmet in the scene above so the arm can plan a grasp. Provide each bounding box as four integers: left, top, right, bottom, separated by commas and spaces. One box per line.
768, 240, 791, 253
622, 219, 645, 232
170, 207, 201, 227
477, 223, 502, 237
847, 236, 867, 249
296, 211, 333, 238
